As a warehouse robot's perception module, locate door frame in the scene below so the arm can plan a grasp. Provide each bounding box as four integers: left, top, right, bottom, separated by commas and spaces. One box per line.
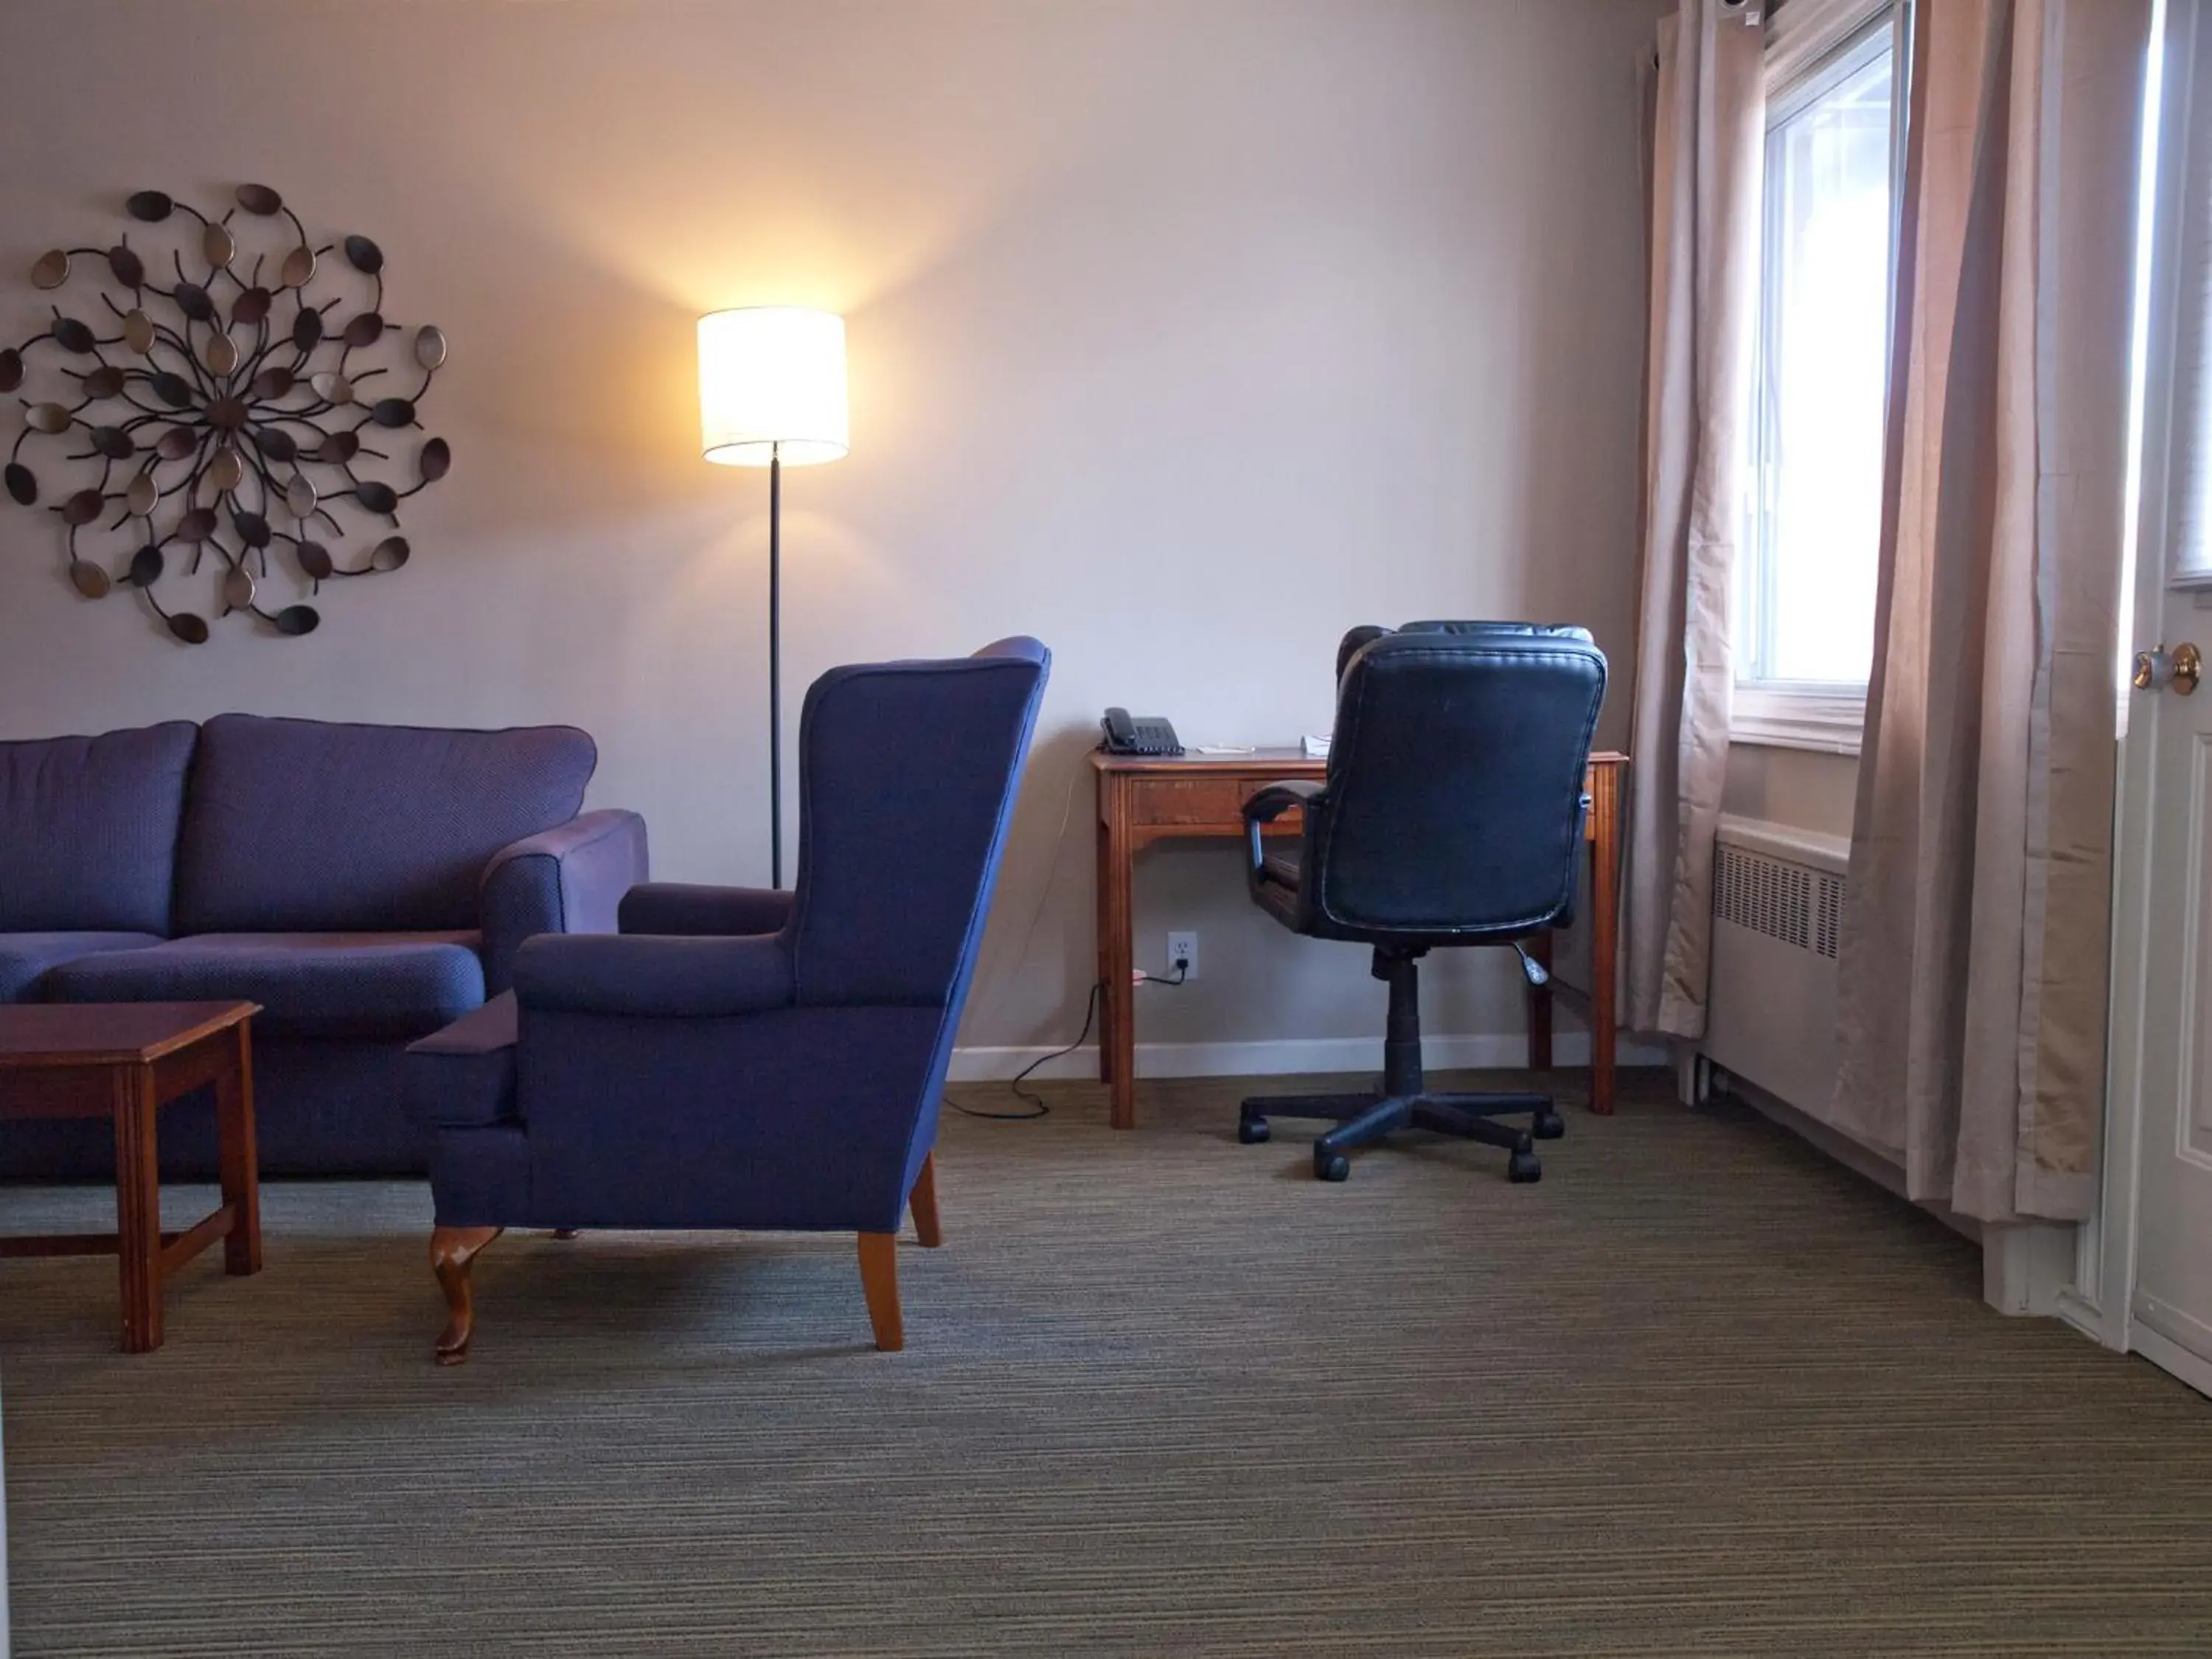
2068, 0, 2212, 1397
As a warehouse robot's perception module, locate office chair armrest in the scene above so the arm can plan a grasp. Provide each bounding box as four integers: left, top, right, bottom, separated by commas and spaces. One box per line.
1242, 780, 1324, 878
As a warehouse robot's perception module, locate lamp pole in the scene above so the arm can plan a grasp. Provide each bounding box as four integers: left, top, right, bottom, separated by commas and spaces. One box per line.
768, 440, 782, 888
695, 307, 846, 893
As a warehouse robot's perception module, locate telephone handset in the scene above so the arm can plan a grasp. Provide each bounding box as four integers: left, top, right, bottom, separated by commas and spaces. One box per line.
1099, 707, 1183, 757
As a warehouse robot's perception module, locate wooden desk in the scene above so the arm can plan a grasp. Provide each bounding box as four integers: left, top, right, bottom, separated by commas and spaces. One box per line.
1092, 750, 1627, 1130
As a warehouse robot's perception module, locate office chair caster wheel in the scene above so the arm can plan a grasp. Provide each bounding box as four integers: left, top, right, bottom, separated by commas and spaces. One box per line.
1531, 1107, 1565, 1141
1238, 1116, 1270, 1144
1315, 1149, 1351, 1182
1508, 1150, 1543, 1183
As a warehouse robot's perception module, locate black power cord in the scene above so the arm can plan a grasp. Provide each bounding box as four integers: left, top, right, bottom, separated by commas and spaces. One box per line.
950, 966, 1187, 1121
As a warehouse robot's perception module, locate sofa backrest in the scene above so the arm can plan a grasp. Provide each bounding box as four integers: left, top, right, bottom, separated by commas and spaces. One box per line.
175, 715, 597, 935
0, 722, 198, 935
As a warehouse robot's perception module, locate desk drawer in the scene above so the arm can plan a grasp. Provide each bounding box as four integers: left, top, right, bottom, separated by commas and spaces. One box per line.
1129, 777, 1304, 831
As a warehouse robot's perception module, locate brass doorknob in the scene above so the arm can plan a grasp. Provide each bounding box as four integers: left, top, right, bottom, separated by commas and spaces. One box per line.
2134, 643, 2202, 695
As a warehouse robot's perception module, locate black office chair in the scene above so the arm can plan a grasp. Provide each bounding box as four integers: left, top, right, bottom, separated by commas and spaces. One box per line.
1237, 622, 1607, 1183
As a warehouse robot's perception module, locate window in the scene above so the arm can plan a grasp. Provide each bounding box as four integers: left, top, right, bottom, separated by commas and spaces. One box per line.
1736, 8, 1903, 751
2162, 1, 2212, 588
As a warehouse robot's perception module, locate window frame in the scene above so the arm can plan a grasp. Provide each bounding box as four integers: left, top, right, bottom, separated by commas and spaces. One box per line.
1733, 0, 1907, 755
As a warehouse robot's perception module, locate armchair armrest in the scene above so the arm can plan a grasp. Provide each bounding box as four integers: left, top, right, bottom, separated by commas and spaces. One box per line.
1242, 780, 1324, 883
480, 810, 650, 994
618, 882, 793, 937
406, 992, 519, 1130
511, 931, 794, 1018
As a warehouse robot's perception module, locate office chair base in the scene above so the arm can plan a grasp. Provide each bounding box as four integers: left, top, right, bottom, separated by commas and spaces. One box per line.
1239, 1090, 1554, 1183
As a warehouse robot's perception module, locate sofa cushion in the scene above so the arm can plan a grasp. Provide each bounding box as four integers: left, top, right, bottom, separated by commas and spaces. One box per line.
43, 932, 487, 1040
0, 722, 197, 933
0, 931, 163, 1002
174, 714, 597, 936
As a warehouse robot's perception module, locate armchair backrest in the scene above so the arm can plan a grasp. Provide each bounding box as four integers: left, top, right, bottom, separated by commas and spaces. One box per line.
496, 640, 1051, 1236
1306, 622, 1605, 937
786, 638, 1051, 1010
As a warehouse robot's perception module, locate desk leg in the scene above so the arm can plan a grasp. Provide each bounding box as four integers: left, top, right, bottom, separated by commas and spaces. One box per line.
1098, 787, 1137, 1130
1526, 931, 1554, 1072
1589, 763, 1621, 1116
217, 1020, 262, 1277
1095, 810, 1115, 1088
111, 1065, 163, 1354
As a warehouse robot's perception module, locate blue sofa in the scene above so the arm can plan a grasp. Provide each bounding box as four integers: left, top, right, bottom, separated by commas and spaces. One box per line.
0, 714, 646, 1179
406, 639, 1048, 1362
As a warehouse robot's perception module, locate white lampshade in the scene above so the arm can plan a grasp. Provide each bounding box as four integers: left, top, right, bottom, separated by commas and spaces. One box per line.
698, 307, 849, 467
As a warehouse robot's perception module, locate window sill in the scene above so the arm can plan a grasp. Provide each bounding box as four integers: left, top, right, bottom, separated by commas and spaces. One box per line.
1730, 683, 1865, 756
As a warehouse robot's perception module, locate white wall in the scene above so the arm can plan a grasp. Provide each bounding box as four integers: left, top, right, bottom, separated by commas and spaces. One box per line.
0, 0, 1663, 1063
1724, 745, 1858, 838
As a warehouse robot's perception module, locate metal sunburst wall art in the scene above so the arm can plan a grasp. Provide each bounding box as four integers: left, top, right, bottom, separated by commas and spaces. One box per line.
2, 184, 449, 642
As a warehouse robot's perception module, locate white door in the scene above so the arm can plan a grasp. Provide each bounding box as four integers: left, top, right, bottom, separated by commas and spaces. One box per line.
2125, 603, 2212, 1390
2106, 0, 2212, 1397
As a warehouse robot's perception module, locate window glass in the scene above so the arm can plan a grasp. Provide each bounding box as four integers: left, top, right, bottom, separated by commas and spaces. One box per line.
1744, 33, 1896, 687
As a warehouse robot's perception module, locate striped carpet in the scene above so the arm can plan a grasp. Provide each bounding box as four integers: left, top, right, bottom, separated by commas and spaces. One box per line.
1, 1070, 2208, 1658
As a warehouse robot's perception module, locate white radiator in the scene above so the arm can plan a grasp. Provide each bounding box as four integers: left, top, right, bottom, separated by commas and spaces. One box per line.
1702, 815, 1850, 1120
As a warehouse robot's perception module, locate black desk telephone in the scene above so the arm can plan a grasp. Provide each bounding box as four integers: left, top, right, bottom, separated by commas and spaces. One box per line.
1100, 707, 1183, 756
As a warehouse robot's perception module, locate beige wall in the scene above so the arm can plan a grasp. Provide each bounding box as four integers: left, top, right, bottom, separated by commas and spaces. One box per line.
0, 0, 1663, 1063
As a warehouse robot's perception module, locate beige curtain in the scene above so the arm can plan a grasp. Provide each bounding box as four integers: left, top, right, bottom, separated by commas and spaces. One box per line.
1626, 1, 1764, 1040
1829, 0, 2148, 1222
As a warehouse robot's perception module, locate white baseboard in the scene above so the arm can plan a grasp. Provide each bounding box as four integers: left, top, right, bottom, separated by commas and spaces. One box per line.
947, 1030, 1666, 1082
1711, 1071, 1983, 1243
1982, 1222, 2078, 1318
1717, 1069, 2094, 1321
2132, 1321, 2212, 1402
2055, 1286, 2117, 1349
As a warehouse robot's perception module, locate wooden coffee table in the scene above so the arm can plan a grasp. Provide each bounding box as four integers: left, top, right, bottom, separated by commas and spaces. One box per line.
0, 1001, 263, 1352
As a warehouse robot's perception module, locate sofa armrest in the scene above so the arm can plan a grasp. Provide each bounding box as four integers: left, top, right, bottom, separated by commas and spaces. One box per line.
480, 810, 650, 994
510, 932, 795, 1018
618, 882, 793, 938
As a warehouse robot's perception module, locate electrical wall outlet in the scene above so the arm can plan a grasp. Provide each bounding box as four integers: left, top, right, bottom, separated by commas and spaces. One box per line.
1166, 931, 1198, 979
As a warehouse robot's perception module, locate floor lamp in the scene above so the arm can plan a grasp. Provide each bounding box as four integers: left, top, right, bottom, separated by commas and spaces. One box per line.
698, 307, 849, 887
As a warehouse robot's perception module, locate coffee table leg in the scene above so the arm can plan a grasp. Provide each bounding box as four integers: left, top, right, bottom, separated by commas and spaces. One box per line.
218, 1020, 262, 1276
111, 1065, 163, 1354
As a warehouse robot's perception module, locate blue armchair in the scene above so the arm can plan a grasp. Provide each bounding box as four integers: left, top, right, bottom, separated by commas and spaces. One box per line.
406, 638, 1051, 1363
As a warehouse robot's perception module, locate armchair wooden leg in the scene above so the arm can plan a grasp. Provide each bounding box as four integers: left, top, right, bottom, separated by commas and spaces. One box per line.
857, 1232, 903, 1352
909, 1151, 942, 1248
431, 1225, 502, 1366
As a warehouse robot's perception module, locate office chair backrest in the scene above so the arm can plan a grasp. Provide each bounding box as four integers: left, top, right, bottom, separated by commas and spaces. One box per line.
1313, 623, 1605, 936
786, 637, 1051, 1008
1335, 625, 1391, 684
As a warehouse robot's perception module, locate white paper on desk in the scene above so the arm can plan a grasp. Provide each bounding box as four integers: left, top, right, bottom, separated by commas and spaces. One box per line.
1301, 734, 1331, 759
1192, 745, 1256, 755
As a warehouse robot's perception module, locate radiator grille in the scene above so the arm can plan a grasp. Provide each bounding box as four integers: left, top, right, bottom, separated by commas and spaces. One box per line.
1714, 844, 1843, 959
1815, 870, 1843, 959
